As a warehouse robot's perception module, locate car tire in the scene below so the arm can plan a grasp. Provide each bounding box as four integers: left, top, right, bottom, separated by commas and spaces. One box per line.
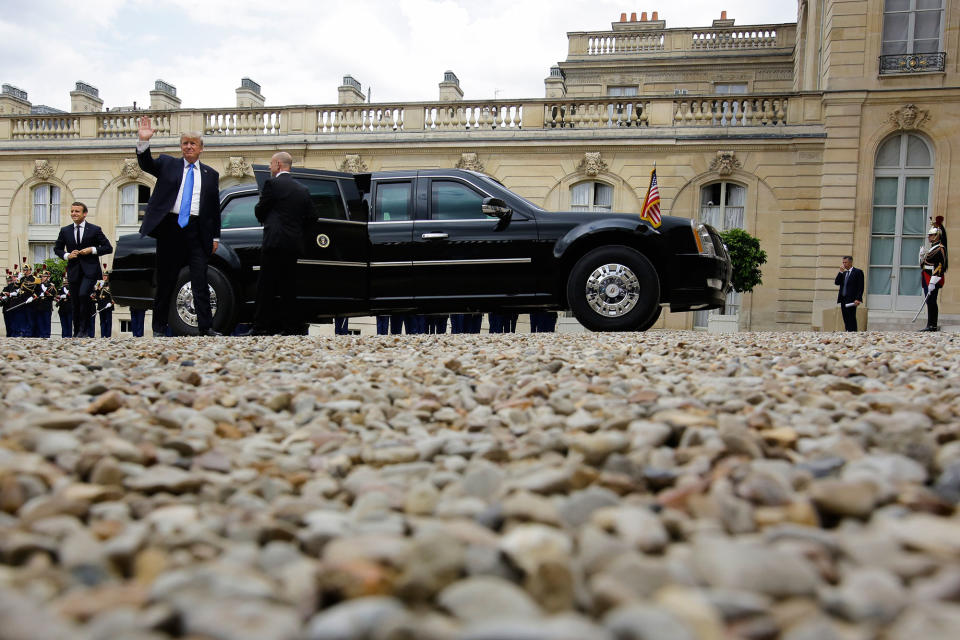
566, 246, 660, 332
167, 266, 238, 336
637, 304, 663, 332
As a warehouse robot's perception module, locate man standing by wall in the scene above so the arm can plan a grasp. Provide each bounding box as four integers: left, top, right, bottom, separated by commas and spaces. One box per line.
834, 255, 864, 332
251, 152, 315, 335
136, 117, 221, 336
54, 202, 112, 338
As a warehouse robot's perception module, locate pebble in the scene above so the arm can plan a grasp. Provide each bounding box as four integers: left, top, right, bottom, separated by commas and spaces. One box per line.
0, 331, 957, 639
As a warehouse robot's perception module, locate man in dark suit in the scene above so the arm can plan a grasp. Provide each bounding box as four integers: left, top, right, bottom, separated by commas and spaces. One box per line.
136, 116, 221, 336
54, 202, 113, 337
835, 255, 864, 331
252, 152, 316, 335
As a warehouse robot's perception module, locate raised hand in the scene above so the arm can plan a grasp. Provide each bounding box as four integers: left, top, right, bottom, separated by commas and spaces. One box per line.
138, 116, 155, 141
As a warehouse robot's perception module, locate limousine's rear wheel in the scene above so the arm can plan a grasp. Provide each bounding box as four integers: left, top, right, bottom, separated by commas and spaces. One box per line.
168, 266, 238, 336
566, 246, 660, 332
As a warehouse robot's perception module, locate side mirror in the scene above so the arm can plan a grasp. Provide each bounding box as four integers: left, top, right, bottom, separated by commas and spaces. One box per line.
482, 197, 512, 219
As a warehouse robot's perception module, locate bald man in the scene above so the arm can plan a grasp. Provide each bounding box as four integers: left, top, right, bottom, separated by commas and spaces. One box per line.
251, 152, 316, 335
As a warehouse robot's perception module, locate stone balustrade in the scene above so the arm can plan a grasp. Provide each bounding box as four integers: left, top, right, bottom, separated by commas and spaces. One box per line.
567, 23, 795, 59
0, 93, 808, 142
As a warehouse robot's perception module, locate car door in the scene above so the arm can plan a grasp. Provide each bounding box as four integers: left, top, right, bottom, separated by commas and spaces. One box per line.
367, 178, 417, 310
254, 166, 368, 317
411, 175, 540, 308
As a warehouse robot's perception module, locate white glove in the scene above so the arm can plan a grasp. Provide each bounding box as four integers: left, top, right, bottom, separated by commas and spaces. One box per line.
930, 275, 941, 286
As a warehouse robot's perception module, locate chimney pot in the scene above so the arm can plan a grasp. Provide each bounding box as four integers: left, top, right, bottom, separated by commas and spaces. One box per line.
721, 10, 727, 19
652, 11, 658, 20
630, 12, 637, 21
620, 12, 627, 21
641, 11, 647, 21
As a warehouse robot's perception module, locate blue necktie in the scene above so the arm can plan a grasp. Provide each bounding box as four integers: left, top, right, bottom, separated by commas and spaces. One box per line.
178, 163, 195, 228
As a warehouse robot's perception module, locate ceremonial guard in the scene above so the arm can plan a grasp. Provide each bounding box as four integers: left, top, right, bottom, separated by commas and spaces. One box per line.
2, 269, 18, 337
34, 270, 56, 339
919, 216, 948, 331
56, 275, 73, 338
93, 268, 114, 338
17, 263, 40, 338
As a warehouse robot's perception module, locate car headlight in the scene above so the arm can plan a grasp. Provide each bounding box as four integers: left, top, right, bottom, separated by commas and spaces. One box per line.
691, 221, 716, 257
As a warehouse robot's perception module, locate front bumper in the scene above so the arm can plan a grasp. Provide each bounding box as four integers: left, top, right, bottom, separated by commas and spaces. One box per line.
667, 254, 733, 312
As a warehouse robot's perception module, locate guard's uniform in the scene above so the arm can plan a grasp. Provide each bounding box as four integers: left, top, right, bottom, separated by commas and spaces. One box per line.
17, 272, 40, 337
34, 274, 55, 338
94, 280, 113, 338
56, 284, 73, 338
920, 218, 948, 331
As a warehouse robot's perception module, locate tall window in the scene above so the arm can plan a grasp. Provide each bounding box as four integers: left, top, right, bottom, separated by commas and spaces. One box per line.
883, 0, 943, 55
32, 184, 60, 225
119, 184, 150, 225
31, 243, 55, 264
868, 133, 933, 312
695, 182, 745, 326
715, 83, 748, 94
570, 181, 613, 212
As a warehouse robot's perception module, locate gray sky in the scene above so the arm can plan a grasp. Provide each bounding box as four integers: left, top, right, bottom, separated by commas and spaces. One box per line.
1, 0, 797, 111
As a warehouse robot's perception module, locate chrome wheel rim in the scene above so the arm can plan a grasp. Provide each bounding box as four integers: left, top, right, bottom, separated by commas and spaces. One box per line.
584, 262, 640, 317
175, 283, 218, 327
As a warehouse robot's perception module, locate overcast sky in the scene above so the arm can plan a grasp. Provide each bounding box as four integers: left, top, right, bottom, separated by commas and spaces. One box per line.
1, 0, 797, 111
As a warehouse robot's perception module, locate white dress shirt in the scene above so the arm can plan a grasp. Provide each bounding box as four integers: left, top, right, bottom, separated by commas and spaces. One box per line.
64, 221, 97, 259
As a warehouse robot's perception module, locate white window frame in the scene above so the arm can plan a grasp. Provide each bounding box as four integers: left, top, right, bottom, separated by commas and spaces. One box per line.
119, 183, 139, 225
570, 181, 613, 212
32, 184, 60, 226
694, 181, 746, 327
882, 0, 944, 55
31, 243, 56, 264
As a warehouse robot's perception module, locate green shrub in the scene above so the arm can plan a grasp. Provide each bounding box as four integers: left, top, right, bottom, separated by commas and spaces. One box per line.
720, 228, 767, 294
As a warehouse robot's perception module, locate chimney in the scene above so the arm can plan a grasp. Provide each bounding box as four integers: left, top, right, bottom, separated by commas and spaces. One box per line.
70, 81, 103, 113
439, 70, 464, 101
338, 75, 365, 104
652, 11, 658, 20
236, 77, 265, 108
721, 10, 727, 20
630, 12, 637, 21
641, 11, 647, 20
149, 80, 181, 110
620, 12, 627, 21
712, 11, 734, 27
0, 83, 31, 115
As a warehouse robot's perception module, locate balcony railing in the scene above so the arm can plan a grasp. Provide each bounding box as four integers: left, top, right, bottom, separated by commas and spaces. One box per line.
879, 52, 946, 75
0, 93, 809, 141
567, 23, 795, 59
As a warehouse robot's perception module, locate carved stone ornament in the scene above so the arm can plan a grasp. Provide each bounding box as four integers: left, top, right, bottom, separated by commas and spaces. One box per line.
455, 152, 485, 173
33, 159, 55, 180
889, 104, 930, 131
120, 158, 142, 179
577, 152, 608, 177
225, 156, 252, 179
339, 154, 368, 173
709, 151, 742, 177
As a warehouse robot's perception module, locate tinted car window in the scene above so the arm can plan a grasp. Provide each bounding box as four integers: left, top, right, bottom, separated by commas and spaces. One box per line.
375, 182, 412, 221
431, 180, 485, 220
304, 180, 347, 220
221, 194, 259, 229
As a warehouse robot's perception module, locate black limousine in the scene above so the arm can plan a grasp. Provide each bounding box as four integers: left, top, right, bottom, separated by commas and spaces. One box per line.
110, 167, 732, 334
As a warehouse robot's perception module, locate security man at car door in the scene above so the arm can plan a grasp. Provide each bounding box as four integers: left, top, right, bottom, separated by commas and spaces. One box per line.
835, 255, 864, 332
252, 152, 316, 335
136, 116, 221, 336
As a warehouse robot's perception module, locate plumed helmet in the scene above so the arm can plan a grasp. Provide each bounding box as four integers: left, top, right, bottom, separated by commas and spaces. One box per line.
928, 225, 941, 237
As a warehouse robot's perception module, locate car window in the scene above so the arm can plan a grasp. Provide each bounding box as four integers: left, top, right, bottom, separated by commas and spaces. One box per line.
303, 179, 347, 220
375, 182, 412, 221
431, 180, 485, 220
220, 194, 259, 229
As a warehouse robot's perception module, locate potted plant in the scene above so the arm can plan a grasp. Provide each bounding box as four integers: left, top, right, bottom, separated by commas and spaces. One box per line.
708, 228, 767, 333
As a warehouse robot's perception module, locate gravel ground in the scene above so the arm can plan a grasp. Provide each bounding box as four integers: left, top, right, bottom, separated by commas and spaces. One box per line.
1, 331, 959, 640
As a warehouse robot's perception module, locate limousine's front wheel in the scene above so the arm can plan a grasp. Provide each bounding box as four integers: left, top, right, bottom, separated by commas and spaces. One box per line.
168, 266, 238, 336
566, 246, 660, 332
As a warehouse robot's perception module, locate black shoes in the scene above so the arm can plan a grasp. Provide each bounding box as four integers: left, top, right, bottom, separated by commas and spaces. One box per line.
919, 325, 940, 332
198, 328, 222, 336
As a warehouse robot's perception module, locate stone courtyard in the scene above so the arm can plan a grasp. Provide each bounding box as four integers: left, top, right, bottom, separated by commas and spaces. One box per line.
1, 331, 959, 639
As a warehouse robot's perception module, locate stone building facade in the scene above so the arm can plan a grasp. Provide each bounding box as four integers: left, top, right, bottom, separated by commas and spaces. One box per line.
0, 0, 956, 334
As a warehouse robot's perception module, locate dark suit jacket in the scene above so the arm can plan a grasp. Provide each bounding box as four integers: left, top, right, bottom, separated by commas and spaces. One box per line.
137, 147, 220, 250
53, 222, 113, 287
254, 173, 316, 253
835, 267, 864, 303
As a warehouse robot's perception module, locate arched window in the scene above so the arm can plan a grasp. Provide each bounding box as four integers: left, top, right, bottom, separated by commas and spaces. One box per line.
868, 133, 933, 312
119, 183, 150, 226
695, 181, 746, 327
32, 184, 60, 225
570, 181, 612, 212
